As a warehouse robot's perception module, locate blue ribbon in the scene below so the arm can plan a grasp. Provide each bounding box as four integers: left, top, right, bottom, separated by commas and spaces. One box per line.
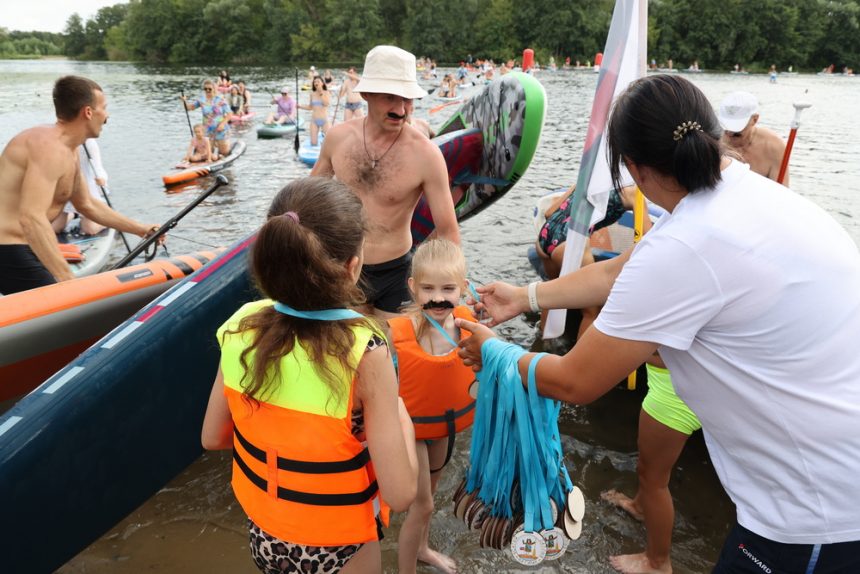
421, 313, 460, 348
464, 338, 575, 532
273, 302, 363, 321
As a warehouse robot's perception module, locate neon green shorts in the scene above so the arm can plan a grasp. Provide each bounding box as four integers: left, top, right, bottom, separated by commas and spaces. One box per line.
642, 364, 701, 436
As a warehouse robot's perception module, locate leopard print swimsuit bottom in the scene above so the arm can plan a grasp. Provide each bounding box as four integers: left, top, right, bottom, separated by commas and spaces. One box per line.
249, 520, 362, 573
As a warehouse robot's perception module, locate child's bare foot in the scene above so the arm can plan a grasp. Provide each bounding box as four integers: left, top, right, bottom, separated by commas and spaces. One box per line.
601, 489, 644, 521
609, 552, 672, 574
418, 547, 457, 574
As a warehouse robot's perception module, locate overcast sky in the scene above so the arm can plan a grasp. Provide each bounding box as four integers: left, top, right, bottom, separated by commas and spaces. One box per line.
1, 1, 124, 34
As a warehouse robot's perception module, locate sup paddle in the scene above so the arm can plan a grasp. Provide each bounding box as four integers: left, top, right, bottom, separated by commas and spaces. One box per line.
180, 89, 194, 137
111, 175, 228, 269
81, 142, 133, 254
430, 99, 463, 114
331, 91, 341, 126
294, 69, 301, 154
777, 102, 812, 185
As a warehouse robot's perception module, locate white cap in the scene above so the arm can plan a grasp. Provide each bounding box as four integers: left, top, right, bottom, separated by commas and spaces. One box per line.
354, 45, 426, 99
718, 91, 759, 132
281, 87, 289, 93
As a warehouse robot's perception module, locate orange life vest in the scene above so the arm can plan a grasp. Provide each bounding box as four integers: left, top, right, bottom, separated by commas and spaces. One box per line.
389, 305, 477, 440
218, 300, 388, 546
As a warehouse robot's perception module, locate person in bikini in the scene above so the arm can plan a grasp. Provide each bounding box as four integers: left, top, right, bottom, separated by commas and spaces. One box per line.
0, 75, 160, 295
299, 76, 330, 146
312, 45, 460, 319
339, 67, 364, 121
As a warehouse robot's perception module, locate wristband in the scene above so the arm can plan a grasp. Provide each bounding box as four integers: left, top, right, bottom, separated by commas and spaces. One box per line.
527, 282, 540, 313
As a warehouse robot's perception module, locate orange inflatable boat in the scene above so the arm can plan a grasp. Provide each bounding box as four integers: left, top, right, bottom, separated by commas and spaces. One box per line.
0, 250, 220, 402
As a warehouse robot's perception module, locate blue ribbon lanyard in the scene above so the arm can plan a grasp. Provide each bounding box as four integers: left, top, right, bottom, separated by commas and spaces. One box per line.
515, 354, 553, 532
273, 301, 363, 321
467, 280, 485, 322
421, 312, 459, 348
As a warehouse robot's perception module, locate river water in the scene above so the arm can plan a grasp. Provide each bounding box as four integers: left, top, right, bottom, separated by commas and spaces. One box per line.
2, 60, 859, 574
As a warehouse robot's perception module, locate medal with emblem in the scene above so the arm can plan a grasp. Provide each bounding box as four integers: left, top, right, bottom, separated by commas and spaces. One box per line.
510, 525, 547, 566
541, 526, 568, 560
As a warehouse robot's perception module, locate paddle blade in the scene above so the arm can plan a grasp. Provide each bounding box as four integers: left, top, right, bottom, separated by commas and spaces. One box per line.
294, 133, 300, 154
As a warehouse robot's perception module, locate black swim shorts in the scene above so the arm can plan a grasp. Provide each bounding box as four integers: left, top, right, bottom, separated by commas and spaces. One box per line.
359, 250, 412, 313
0, 244, 57, 295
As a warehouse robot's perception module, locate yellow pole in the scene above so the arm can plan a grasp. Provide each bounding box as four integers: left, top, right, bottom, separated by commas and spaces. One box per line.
627, 187, 646, 390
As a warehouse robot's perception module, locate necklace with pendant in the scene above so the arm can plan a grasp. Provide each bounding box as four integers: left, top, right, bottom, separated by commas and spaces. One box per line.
363, 118, 403, 169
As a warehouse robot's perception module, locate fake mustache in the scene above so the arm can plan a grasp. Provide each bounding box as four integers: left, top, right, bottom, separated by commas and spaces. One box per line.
388, 111, 406, 120
423, 300, 454, 310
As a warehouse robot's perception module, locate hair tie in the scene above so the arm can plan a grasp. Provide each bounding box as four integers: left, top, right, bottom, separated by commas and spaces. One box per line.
673, 120, 702, 141
283, 211, 300, 223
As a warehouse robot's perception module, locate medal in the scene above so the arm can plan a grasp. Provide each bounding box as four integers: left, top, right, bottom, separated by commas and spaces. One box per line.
510, 526, 547, 566
541, 527, 568, 560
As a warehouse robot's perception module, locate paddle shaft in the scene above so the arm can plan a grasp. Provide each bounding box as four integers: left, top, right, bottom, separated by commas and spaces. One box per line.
777, 102, 811, 185
294, 69, 300, 154
111, 175, 228, 269
81, 143, 133, 254
180, 89, 194, 137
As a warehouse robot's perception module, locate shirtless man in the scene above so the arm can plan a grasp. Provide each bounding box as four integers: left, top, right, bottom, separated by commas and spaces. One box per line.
0, 75, 159, 295
312, 45, 459, 318
719, 91, 789, 185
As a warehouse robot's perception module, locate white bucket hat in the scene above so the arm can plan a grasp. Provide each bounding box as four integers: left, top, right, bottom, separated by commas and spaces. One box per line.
354, 45, 426, 99
718, 91, 759, 132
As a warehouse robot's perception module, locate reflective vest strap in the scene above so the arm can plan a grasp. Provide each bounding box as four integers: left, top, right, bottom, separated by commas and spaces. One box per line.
410, 396, 476, 425
233, 449, 380, 506
234, 426, 371, 473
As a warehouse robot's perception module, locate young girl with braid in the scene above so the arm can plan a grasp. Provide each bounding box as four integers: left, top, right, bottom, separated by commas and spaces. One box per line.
202, 177, 418, 574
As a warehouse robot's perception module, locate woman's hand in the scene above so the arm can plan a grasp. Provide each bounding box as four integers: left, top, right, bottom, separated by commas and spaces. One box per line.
455, 318, 497, 372
466, 281, 528, 327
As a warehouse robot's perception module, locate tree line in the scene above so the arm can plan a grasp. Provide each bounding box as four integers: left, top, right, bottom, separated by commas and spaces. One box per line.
3, 0, 858, 71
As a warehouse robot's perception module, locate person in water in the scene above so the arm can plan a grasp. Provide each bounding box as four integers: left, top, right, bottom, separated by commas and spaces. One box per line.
719, 91, 789, 186
0, 75, 160, 295
299, 76, 330, 146
180, 79, 232, 159
183, 124, 214, 164
460, 74, 860, 574
50, 137, 110, 236
264, 87, 296, 126
312, 45, 460, 318
340, 67, 364, 122
202, 176, 419, 574
391, 239, 476, 574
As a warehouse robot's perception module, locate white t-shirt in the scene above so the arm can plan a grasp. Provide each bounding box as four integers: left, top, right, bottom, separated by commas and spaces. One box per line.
595, 160, 860, 544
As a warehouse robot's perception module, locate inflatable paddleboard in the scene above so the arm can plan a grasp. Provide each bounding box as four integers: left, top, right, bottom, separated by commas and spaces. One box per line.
256, 117, 305, 139
411, 72, 546, 243
162, 141, 246, 187
229, 111, 256, 123
57, 219, 117, 278
298, 134, 324, 166
0, 236, 257, 573
0, 250, 220, 402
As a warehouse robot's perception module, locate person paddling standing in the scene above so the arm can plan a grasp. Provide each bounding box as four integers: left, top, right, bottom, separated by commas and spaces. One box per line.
180, 79, 232, 159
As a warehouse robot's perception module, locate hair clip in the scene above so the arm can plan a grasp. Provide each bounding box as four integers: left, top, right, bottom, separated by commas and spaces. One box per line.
673, 120, 702, 141
283, 211, 300, 223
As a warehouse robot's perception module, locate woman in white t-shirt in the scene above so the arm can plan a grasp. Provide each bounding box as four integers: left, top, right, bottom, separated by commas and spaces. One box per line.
458, 74, 860, 573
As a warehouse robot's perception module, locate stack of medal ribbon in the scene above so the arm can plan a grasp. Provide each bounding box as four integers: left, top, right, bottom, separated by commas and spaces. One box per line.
452, 338, 586, 566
